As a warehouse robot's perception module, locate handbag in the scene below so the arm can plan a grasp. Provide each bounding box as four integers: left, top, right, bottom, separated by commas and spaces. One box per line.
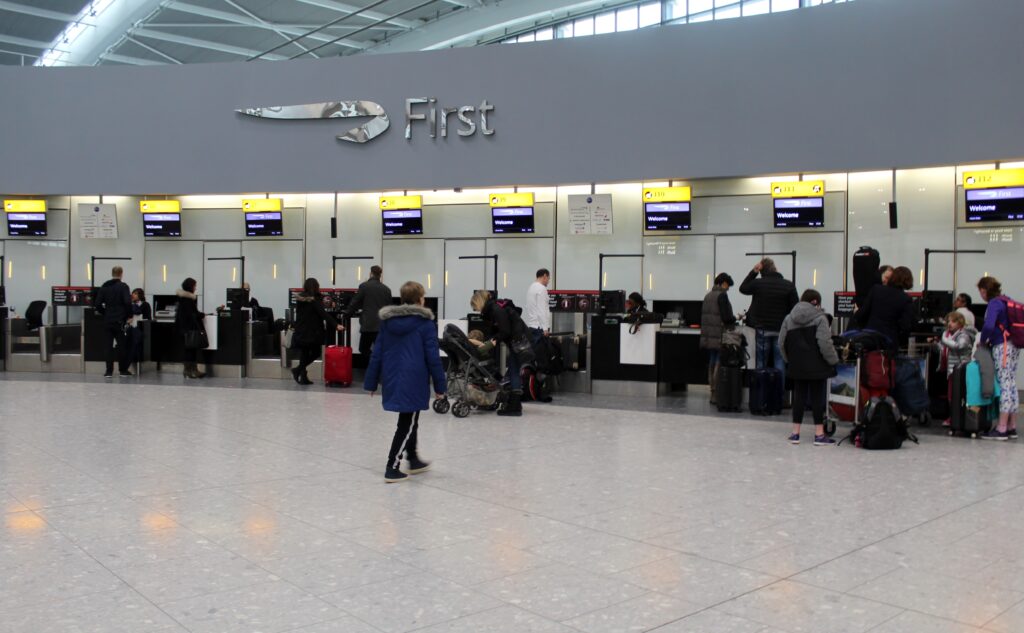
183, 329, 209, 350
509, 334, 536, 365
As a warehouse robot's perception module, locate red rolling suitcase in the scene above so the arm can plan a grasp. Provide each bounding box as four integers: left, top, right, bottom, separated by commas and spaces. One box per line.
324, 326, 353, 387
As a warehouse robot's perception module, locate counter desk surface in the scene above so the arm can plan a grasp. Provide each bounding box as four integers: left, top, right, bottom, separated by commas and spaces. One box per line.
83, 309, 247, 366
590, 318, 709, 387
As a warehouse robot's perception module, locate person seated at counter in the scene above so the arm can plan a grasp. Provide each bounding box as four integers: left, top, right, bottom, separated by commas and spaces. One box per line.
130, 288, 151, 370
623, 292, 649, 321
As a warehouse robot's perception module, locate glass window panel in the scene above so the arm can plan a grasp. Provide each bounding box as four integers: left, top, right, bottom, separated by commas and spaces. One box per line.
555, 22, 573, 38
664, 0, 686, 20
691, 0, 714, 12
715, 0, 740, 6
535, 27, 553, 41
716, 4, 741, 18
690, 10, 714, 22
501, 37, 516, 44
617, 7, 639, 31
595, 11, 616, 34
517, 32, 535, 42
744, 0, 771, 15
772, 0, 800, 10
574, 16, 594, 36
639, 2, 661, 27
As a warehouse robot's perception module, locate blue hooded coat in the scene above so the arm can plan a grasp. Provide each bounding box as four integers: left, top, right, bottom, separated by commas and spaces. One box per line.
363, 304, 447, 412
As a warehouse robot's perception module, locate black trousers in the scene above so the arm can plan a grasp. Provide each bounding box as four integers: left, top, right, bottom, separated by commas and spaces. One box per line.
792, 378, 827, 426
388, 411, 420, 470
297, 345, 321, 376
359, 331, 378, 358
103, 322, 130, 374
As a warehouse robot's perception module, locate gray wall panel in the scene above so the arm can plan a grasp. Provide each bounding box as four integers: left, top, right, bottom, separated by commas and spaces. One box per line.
0, 0, 1021, 195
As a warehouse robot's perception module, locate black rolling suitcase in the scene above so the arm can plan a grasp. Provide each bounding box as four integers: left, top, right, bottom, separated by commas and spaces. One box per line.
749, 368, 783, 415
554, 334, 586, 371
716, 365, 743, 412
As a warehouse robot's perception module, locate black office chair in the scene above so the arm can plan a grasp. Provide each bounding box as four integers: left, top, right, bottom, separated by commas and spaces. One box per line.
25, 301, 46, 331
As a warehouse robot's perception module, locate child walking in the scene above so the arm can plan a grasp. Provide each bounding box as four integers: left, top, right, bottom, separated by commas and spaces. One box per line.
364, 281, 447, 483
779, 289, 840, 445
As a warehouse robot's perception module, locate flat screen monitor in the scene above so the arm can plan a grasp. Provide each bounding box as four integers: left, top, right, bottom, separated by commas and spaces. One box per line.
644, 202, 691, 231
382, 209, 423, 235
6, 212, 46, 236
143, 212, 182, 237
773, 197, 824, 228
965, 187, 1024, 223
245, 211, 283, 236
491, 207, 535, 234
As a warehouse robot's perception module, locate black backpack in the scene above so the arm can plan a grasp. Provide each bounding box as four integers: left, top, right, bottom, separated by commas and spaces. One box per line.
842, 397, 918, 449
852, 245, 881, 308
719, 343, 748, 368
533, 336, 564, 376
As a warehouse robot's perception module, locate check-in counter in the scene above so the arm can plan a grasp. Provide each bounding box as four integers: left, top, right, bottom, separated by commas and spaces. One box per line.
6, 317, 83, 373
591, 316, 708, 397
150, 310, 248, 377
83, 309, 152, 374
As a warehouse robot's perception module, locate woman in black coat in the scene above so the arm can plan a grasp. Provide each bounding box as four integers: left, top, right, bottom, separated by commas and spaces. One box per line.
852, 265, 916, 349
472, 290, 528, 417
130, 288, 151, 369
291, 277, 345, 385
175, 277, 206, 379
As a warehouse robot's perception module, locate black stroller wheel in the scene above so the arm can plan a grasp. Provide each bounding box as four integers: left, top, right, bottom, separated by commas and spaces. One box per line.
433, 398, 450, 414
452, 401, 471, 418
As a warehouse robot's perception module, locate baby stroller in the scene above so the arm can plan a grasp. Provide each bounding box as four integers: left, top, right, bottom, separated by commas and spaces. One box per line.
433, 324, 503, 418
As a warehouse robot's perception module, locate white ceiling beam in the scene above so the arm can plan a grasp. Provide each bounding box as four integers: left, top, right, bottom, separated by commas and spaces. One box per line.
125, 35, 183, 63
46, 0, 169, 67
101, 52, 165, 65
293, 0, 418, 30
0, 0, 79, 23
166, 2, 365, 49
361, 0, 619, 53
0, 33, 58, 50
222, 0, 320, 57
132, 28, 290, 59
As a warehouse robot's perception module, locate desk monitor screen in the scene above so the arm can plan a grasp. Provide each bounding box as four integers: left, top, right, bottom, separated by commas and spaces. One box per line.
965, 187, 1024, 223
6, 212, 47, 236
245, 211, 283, 236
382, 209, 423, 235
143, 212, 181, 237
773, 197, 824, 228
491, 207, 535, 234
225, 288, 249, 311
645, 202, 690, 231
153, 294, 179, 312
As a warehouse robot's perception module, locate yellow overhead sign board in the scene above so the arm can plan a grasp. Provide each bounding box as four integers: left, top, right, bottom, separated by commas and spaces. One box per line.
771, 180, 825, 198
379, 195, 422, 210
642, 186, 691, 203
139, 200, 181, 213
242, 198, 283, 212
963, 168, 1024, 190
4, 199, 46, 213
489, 192, 534, 208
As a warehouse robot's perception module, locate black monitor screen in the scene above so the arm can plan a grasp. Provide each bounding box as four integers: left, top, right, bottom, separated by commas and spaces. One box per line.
382, 209, 423, 235
245, 211, 283, 236
965, 187, 1024, 223
491, 207, 535, 234
773, 197, 824, 228
143, 212, 182, 237
6, 212, 47, 236
645, 202, 691, 231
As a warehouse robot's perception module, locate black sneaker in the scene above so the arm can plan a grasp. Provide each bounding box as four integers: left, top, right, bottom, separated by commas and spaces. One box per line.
119, 371, 133, 377
384, 467, 408, 483
407, 458, 431, 474
1008, 428, 1019, 440
103, 373, 113, 379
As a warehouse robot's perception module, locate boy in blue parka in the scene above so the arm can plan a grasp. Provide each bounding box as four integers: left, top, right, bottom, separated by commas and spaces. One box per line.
364, 281, 447, 483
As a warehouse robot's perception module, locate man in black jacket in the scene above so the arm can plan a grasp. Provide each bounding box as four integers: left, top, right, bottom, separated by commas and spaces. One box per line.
94, 266, 133, 378
739, 258, 799, 387
346, 265, 393, 359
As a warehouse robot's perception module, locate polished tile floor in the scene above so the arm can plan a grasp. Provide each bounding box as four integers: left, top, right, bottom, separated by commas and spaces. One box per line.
2, 373, 1023, 632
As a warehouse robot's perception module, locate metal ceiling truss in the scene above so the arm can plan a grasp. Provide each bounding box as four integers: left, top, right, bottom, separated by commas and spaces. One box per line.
0, 0, 81, 24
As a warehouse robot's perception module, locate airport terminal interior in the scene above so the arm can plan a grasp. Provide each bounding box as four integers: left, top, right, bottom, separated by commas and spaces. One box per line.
2, 0, 1024, 631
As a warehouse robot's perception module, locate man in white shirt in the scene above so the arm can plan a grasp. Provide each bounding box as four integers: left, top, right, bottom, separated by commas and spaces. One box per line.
954, 293, 976, 328
524, 268, 551, 345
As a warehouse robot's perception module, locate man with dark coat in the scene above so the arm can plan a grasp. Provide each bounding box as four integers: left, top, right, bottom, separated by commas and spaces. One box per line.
700, 273, 737, 404
739, 258, 799, 388
94, 265, 133, 378
346, 265, 392, 359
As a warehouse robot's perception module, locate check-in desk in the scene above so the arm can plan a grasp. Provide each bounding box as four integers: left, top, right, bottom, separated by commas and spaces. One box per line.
83, 309, 153, 374
591, 316, 708, 397
6, 317, 83, 373
150, 311, 247, 377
